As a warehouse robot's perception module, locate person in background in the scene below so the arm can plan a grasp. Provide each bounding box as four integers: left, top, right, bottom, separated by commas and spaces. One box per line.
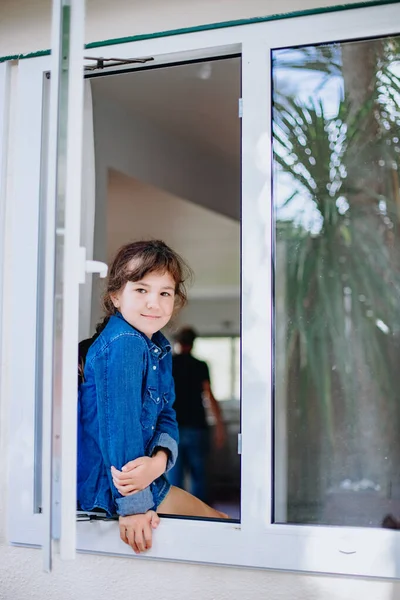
168, 327, 226, 502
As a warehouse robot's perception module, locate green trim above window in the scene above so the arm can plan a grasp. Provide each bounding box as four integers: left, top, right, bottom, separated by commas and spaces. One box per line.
0, 0, 399, 63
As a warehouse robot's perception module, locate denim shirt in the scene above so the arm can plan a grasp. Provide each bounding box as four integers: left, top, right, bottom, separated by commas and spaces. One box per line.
77, 312, 179, 517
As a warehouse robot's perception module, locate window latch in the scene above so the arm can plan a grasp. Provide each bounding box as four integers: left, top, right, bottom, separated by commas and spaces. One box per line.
78, 246, 108, 283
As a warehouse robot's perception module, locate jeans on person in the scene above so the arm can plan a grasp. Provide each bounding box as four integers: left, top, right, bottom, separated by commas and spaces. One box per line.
167, 427, 210, 502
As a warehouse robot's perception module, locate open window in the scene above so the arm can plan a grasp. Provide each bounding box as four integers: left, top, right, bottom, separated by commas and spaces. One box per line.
5, 1, 400, 578
84, 56, 241, 520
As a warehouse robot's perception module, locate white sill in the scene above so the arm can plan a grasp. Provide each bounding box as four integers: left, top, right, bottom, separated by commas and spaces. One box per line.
75, 516, 400, 579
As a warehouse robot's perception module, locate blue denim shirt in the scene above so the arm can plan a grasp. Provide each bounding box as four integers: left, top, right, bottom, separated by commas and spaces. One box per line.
77, 312, 178, 517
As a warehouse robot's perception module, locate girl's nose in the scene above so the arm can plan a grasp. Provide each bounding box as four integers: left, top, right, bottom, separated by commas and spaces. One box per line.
146, 295, 159, 309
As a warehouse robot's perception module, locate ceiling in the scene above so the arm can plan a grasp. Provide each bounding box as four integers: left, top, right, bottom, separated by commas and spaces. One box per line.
90, 57, 241, 165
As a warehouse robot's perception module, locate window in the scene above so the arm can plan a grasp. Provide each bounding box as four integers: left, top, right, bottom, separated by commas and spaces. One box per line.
273, 34, 400, 528
5, 1, 400, 578
194, 336, 240, 401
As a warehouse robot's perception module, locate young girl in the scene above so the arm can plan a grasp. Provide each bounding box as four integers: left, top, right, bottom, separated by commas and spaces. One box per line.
78, 240, 227, 555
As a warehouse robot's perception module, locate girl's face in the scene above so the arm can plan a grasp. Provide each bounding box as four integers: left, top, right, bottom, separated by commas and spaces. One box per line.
111, 270, 176, 338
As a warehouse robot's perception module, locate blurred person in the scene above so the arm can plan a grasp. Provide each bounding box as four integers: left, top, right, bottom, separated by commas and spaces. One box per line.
168, 326, 226, 502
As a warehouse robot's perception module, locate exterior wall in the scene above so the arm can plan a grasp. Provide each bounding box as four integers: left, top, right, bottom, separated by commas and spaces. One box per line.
1, 1, 399, 599
0, 544, 399, 600
0, 0, 378, 58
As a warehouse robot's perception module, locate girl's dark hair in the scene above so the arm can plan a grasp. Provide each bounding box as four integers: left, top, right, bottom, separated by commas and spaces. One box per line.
96, 240, 192, 333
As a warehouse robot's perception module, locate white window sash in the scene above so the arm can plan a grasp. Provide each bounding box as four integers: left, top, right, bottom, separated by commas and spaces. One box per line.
40, 0, 87, 570
0, 61, 10, 388
59, 0, 86, 562
6, 2, 400, 578
8, 55, 49, 548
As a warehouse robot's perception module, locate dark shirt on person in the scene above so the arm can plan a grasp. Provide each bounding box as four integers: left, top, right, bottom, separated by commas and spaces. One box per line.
172, 353, 210, 429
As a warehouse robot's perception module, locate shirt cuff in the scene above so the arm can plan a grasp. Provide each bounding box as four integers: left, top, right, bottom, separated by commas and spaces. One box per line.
149, 432, 178, 472
115, 486, 155, 516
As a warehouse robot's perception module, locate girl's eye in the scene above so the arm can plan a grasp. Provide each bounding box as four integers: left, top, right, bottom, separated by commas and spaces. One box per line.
161, 292, 171, 297
135, 288, 147, 294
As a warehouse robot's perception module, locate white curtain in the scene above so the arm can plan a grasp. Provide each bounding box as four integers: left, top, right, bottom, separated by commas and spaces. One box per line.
79, 80, 96, 341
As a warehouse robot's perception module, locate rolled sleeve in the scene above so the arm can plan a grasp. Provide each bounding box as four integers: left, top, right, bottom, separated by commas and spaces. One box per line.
116, 486, 155, 516
149, 432, 178, 472
147, 353, 180, 472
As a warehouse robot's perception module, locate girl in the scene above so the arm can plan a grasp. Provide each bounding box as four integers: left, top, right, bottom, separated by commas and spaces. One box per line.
78, 240, 227, 555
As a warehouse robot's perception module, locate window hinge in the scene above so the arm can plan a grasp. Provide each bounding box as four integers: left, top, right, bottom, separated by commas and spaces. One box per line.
84, 56, 154, 72
237, 432, 242, 454
238, 97, 243, 118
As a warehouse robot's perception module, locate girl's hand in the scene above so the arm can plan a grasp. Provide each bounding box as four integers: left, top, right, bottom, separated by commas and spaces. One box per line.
111, 451, 168, 496
119, 511, 160, 553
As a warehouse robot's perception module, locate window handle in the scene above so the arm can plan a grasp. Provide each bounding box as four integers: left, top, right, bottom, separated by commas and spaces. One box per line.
78, 246, 108, 282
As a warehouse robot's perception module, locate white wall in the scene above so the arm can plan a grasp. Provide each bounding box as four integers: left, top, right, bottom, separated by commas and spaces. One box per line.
102, 168, 240, 336
91, 93, 238, 272
2, 1, 400, 599
0, 0, 377, 58
92, 93, 239, 224
175, 297, 240, 336
4, 544, 399, 600
90, 95, 240, 332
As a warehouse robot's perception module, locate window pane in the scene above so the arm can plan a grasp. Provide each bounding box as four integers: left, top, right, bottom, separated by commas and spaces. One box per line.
273, 35, 400, 527
193, 337, 232, 401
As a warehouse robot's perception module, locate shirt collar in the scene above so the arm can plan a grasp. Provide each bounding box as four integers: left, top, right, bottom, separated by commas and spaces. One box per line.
149, 330, 171, 358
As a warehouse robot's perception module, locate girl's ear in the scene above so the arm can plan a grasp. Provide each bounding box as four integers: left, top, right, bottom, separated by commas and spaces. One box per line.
110, 293, 120, 309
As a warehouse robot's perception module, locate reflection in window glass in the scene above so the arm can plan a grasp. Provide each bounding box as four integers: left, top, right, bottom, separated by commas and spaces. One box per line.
194, 337, 239, 401
273, 36, 400, 527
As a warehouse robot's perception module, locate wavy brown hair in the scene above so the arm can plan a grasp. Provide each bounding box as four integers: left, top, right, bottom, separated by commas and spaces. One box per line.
97, 240, 192, 332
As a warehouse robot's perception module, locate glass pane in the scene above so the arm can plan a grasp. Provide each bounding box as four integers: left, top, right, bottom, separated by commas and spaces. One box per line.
193, 337, 232, 400
273, 35, 400, 527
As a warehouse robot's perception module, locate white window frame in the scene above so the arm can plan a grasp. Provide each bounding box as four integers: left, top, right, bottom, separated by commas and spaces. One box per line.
0, 61, 10, 392
6, 2, 400, 578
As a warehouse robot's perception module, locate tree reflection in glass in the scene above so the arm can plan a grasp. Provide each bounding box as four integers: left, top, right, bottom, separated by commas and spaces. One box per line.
273, 36, 400, 527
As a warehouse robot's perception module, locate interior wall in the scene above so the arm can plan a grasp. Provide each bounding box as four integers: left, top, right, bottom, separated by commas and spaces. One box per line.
90, 93, 239, 333
91, 93, 232, 328
99, 167, 240, 336
2, 2, 400, 600
92, 93, 239, 224
175, 298, 240, 337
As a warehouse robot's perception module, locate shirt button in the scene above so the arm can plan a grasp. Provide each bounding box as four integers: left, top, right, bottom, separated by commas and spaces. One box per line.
151, 426, 155, 430
156, 397, 160, 402
154, 348, 159, 353
153, 365, 157, 370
